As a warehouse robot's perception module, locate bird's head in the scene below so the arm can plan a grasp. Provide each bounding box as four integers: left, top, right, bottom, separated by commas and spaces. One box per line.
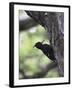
33, 40, 45, 49
34, 42, 42, 49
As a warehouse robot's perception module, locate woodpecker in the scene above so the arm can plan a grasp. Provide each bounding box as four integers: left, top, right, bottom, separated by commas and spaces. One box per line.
33, 41, 56, 62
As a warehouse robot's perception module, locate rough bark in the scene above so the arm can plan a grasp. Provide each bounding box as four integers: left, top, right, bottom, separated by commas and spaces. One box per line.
26, 11, 64, 77
19, 18, 38, 31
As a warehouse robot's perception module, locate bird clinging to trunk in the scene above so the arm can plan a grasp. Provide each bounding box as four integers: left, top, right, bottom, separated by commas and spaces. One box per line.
33, 40, 56, 62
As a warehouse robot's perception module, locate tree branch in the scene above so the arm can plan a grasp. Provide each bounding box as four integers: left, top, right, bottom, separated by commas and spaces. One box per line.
19, 17, 38, 31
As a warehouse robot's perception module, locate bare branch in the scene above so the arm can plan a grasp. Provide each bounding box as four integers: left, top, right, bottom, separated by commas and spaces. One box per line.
19, 17, 38, 31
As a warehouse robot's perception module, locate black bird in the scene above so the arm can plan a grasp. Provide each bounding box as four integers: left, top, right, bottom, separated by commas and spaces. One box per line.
33, 41, 56, 62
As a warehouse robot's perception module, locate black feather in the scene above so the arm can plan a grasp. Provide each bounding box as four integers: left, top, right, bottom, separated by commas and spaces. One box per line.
34, 42, 56, 62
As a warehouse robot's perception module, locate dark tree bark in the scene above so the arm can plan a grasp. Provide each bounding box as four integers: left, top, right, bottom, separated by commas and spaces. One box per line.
19, 18, 38, 31
25, 11, 64, 77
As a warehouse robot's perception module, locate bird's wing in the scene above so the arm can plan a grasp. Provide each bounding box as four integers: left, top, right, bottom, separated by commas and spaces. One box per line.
43, 44, 53, 51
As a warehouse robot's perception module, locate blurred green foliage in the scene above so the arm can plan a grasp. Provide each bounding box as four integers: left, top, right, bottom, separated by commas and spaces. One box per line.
19, 25, 59, 79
